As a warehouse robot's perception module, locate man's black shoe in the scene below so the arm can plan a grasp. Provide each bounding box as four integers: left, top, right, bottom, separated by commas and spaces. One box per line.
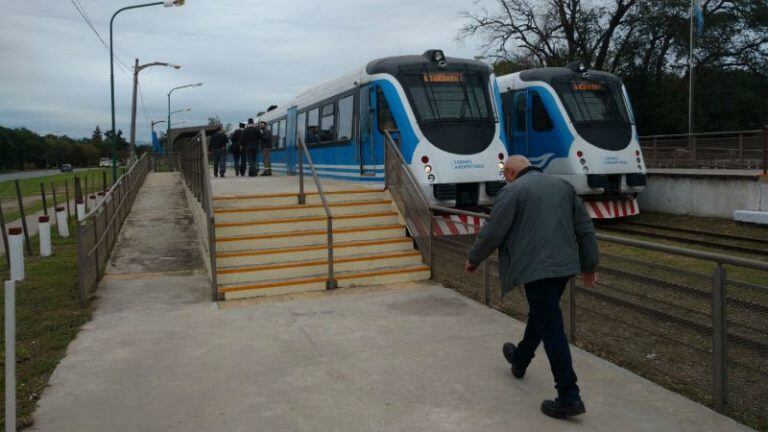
214, 173, 218, 177
502, 342, 526, 378
541, 398, 586, 419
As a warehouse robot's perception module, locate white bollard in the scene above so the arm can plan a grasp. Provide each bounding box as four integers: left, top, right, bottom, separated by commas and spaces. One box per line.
97, 191, 105, 207
76, 198, 86, 221
89, 194, 97, 209
38, 215, 52, 258
5, 280, 16, 432
56, 206, 69, 237
8, 228, 24, 282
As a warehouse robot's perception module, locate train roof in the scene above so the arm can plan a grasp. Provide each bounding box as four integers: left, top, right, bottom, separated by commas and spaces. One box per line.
519, 67, 617, 83
365, 54, 490, 75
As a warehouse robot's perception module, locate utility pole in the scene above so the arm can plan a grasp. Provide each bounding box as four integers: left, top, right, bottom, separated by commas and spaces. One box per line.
130, 59, 180, 162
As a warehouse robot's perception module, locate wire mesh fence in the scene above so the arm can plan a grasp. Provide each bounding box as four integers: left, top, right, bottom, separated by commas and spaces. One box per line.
75, 155, 150, 306
428, 211, 768, 430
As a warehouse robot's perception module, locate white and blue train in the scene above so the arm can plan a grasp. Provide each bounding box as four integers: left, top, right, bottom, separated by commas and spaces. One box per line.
496, 62, 647, 218
259, 50, 509, 207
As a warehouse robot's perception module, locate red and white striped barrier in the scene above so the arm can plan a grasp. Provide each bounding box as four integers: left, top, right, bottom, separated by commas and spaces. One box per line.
583, 198, 639, 219
433, 214, 487, 236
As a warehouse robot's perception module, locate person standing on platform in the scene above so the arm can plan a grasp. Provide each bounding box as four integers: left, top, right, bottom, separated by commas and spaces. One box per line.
464, 155, 599, 420
209, 125, 229, 178
258, 121, 273, 176
230, 122, 246, 176
241, 118, 261, 177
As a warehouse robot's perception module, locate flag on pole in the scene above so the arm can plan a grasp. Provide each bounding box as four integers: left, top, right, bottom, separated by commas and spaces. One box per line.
693, 0, 705, 36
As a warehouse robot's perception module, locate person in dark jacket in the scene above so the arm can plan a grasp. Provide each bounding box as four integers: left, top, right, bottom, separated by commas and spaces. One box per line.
258, 121, 273, 176
465, 155, 599, 420
230, 122, 246, 176
209, 125, 229, 178
241, 118, 261, 177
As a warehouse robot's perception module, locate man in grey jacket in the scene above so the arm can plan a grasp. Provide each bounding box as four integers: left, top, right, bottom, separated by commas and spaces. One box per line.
465, 156, 598, 419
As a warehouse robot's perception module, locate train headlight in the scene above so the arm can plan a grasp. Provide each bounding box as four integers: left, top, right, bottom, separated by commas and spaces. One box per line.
424, 165, 432, 174
637, 165, 642, 171
497, 162, 504, 169
428, 174, 435, 183
579, 158, 586, 165
583, 166, 589, 173
498, 170, 504, 179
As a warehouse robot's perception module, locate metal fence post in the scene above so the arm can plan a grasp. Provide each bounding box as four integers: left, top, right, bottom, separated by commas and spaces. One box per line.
568, 277, 577, 342
0, 202, 9, 267
712, 263, 727, 412
51, 181, 58, 220
65, 179, 71, 219
40, 183, 48, 216
762, 124, 768, 176
482, 260, 490, 306
5, 280, 16, 432
14, 180, 31, 256
653, 137, 658, 168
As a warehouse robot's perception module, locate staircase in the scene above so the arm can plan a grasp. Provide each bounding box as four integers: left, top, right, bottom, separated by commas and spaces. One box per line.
213, 189, 431, 300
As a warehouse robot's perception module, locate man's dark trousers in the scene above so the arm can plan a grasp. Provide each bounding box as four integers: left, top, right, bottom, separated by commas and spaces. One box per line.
246, 146, 259, 176
232, 152, 243, 175
212, 148, 227, 176
513, 276, 580, 402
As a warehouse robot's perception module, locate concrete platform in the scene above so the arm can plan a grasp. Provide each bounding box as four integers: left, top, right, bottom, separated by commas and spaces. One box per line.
30, 173, 754, 431
211, 172, 382, 197
648, 168, 765, 179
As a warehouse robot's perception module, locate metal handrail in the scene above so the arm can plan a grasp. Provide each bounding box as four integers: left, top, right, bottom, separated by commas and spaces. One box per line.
199, 132, 219, 300
383, 130, 430, 205
83, 153, 147, 219
297, 137, 336, 289
640, 129, 763, 139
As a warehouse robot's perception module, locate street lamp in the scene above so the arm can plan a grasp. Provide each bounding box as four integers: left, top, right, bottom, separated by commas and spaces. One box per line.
110, 0, 185, 182
130, 59, 181, 160
167, 82, 203, 163
171, 108, 191, 116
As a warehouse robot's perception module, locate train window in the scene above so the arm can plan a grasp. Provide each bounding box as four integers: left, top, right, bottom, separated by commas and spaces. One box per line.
337, 95, 354, 141
376, 87, 397, 133
297, 112, 307, 144
278, 119, 287, 148
307, 108, 320, 144
513, 92, 527, 132
320, 103, 335, 143
553, 77, 629, 123
531, 92, 553, 131
399, 72, 490, 123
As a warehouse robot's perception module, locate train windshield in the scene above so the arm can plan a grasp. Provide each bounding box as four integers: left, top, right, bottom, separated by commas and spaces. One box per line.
399, 71, 492, 123
552, 77, 630, 124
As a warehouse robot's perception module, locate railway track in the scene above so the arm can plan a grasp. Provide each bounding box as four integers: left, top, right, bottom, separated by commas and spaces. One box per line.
597, 223, 768, 257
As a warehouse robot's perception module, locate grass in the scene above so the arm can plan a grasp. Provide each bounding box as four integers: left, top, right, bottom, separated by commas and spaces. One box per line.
0, 169, 115, 222
0, 223, 93, 430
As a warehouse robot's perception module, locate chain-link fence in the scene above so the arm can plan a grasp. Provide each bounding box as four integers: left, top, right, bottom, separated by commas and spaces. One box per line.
76, 154, 150, 306
428, 210, 768, 430
640, 129, 767, 170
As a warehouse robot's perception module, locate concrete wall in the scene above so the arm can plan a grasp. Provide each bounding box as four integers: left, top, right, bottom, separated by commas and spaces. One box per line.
638, 173, 768, 218
183, 183, 213, 279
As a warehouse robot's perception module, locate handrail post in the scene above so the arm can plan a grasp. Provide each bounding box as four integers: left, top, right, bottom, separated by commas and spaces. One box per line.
298, 139, 305, 205
326, 217, 336, 290
482, 260, 490, 306
762, 124, 768, 176
712, 263, 727, 412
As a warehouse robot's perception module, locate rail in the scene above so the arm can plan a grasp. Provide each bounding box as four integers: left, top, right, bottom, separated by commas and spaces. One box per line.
76, 152, 151, 306
427, 204, 768, 425
383, 130, 433, 266
640, 127, 768, 172
178, 130, 218, 300
297, 137, 336, 289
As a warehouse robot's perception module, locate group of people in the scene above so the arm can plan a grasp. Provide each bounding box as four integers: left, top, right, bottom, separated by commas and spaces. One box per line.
209, 118, 273, 178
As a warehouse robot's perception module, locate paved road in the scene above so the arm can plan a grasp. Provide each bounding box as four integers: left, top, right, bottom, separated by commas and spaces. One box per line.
31, 172, 755, 432
0, 168, 90, 183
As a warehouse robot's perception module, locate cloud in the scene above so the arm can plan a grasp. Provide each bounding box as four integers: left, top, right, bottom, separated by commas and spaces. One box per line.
0, 0, 483, 140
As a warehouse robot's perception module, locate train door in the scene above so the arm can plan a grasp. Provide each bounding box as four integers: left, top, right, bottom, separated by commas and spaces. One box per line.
286, 106, 297, 174
359, 85, 376, 175
509, 90, 529, 156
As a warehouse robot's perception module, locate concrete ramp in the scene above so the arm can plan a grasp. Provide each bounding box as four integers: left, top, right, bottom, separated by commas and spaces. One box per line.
30, 173, 753, 431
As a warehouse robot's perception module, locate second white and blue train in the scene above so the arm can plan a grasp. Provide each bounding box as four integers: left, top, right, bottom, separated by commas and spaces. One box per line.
259, 50, 509, 207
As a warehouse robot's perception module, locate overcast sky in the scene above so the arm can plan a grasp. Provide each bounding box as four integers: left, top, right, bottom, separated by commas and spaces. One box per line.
0, 0, 485, 142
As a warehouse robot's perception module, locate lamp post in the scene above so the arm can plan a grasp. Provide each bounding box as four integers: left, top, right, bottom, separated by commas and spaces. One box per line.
109, 0, 185, 183
167, 83, 202, 164
130, 59, 181, 161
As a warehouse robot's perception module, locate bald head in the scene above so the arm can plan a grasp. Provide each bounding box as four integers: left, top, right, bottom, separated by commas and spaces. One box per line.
503, 156, 531, 183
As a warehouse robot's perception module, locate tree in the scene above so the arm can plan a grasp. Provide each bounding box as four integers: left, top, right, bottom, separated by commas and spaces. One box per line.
459, 0, 768, 134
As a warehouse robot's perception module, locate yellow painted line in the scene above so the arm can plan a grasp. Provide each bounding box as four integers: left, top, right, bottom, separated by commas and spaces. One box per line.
215, 199, 391, 214
219, 265, 430, 293
216, 238, 412, 259
215, 211, 397, 228
215, 224, 405, 243
213, 189, 384, 201
218, 251, 421, 274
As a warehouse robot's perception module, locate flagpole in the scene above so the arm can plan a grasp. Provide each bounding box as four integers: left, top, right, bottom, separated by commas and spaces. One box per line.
689, 0, 695, 159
